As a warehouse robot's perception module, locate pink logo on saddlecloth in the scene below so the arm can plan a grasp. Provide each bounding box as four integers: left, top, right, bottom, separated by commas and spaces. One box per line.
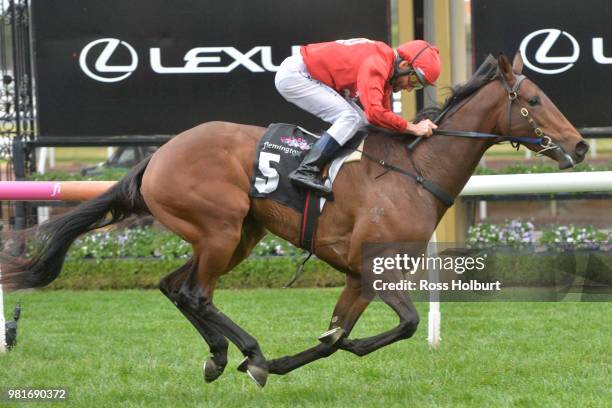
280, 136, 312, 151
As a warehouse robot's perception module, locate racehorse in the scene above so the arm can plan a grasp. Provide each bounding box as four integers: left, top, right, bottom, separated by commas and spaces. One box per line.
0, 54, 588, 387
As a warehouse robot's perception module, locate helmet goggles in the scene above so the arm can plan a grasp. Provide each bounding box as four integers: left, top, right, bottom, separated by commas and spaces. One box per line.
406, 67, 427, 90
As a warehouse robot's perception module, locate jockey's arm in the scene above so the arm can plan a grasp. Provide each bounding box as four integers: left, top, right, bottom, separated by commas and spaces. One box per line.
357, 56, 408, 133
406, 120, 436, 137
357, 57, 436, 137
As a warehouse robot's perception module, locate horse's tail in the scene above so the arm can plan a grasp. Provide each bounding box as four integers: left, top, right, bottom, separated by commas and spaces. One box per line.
0, 156, 152, 291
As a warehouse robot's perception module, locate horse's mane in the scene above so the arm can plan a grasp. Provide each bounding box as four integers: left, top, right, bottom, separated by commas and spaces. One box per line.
414, 54, 499, 123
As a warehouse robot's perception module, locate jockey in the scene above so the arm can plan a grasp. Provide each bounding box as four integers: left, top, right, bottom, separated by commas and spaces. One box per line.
275, 38, 440, 197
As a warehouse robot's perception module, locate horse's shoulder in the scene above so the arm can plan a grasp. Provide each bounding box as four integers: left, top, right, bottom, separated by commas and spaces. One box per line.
363, 130, 414, 154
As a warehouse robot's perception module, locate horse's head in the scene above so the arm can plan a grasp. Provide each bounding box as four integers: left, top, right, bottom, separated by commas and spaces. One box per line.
496, 53, 588, 169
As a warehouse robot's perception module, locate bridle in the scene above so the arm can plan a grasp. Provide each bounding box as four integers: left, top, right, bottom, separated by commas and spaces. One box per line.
498, 72, 557, 155
358, 68, 568, 208
421, 70, 561, 155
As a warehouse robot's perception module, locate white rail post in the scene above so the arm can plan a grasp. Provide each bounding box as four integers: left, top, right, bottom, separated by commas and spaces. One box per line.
0, 267, 6, 353
37, 148, 50, 224
479, 200, 488, 220
427, 232, 441, 349
49, 147, 56, 169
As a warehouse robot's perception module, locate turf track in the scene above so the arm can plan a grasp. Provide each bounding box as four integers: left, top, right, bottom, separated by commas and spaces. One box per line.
1, 289, 610, 407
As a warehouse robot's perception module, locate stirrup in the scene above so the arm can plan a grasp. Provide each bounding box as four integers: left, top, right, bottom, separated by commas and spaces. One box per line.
290, 176, 333, 199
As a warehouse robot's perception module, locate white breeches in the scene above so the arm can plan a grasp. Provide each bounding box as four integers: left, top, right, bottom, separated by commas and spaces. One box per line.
274, 54, 369, 145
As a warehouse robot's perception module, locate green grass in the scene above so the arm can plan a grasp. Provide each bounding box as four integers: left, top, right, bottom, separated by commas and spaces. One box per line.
53, 148, 109, 164
1, 289, 610, 407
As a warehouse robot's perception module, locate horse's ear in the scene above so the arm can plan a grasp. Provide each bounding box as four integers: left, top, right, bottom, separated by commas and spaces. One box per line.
512, 52, 524, 74
497, 53, 514, 83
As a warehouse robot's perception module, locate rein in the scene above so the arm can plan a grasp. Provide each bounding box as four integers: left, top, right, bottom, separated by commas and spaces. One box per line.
432, 129, 543, 145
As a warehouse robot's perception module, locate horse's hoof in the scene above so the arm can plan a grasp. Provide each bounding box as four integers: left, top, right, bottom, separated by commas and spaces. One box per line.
238, 357, 268, 387
318, 327, 345, 345
246, 364, 268, 388
203, 358, 224, 383
237, 356, 249, 373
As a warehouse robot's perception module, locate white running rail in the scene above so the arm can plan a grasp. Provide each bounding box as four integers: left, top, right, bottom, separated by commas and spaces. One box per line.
428, 171, 612, 349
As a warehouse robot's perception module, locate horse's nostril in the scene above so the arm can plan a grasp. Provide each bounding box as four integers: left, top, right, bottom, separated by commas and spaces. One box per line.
575, 140, 589, 159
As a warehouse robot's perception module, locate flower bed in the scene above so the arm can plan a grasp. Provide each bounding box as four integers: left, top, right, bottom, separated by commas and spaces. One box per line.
468, 220, 611, 251
467, 219, 535, 248
540, 225, 611, 251
67, 228, 297, 261
27, 222, 611, 289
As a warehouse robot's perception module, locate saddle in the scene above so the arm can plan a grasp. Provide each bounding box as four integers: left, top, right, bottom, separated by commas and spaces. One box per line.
249, 123, 365, 251
249, 123, 365, 212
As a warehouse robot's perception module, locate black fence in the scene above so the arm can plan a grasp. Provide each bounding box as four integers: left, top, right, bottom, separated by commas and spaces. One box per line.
0, 0, 36, 230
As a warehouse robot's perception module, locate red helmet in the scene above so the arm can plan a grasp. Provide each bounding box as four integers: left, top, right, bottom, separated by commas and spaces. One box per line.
396, 40, 441, 86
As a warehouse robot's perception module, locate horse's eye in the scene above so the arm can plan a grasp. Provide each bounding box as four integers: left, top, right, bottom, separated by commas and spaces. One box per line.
528, 96, 540, 106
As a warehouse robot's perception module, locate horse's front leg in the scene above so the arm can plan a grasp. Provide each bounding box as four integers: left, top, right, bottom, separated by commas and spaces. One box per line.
337, 267, 420, 357
267, 275, 370, 375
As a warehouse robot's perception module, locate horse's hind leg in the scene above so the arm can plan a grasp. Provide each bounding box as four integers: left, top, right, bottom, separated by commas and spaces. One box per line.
160, 258, 229, 383
160, 216, 266, 384
180, 248, 269, 386
168, 215, 270, 387
268, 275, 371, 375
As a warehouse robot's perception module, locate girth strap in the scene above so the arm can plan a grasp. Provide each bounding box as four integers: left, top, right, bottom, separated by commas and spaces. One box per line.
299, 190, 319, 252
358, 150, 455, 207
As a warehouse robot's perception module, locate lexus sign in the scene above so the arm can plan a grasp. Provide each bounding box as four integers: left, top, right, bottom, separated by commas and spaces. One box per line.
518, 29, 612, 74
79, 39, 300, 82
31, 0, 389, 138
519, 29, 580, 74
473, 0, 612, 128
79, 39, 139, 82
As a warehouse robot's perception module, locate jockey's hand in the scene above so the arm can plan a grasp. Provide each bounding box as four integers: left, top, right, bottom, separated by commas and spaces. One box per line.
406, 120, 437, 137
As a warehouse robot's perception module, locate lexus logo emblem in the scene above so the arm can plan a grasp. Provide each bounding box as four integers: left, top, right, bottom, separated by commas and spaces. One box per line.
519, 29, 580, 74
79, 38, 138, 83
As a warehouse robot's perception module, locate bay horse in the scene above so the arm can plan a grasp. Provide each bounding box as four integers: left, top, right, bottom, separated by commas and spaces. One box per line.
0, 54, 588, 387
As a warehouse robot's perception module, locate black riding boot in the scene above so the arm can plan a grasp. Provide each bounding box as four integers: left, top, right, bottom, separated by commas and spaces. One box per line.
289, 132, 341, 196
